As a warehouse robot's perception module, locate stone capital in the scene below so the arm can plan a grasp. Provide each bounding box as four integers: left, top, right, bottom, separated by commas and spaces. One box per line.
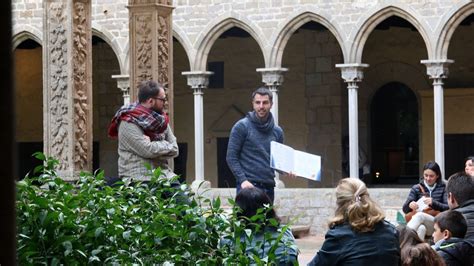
182, 71, 214, 89
420, 59, 454, 79
256, 67, 288, 87
112, 74, 130, 92
335, 63, 369, 83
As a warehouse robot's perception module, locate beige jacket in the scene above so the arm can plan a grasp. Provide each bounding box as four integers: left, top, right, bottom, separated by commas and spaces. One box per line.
118, 121, 179, 181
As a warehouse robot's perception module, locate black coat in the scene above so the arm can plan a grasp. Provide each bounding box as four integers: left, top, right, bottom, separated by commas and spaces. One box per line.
436, 238, 474, 266
308, 220, 400, 266
456, 199, 474, 240
402, 182, 449, 214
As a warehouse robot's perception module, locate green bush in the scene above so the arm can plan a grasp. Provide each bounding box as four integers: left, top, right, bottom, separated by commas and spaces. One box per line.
16, 153, 297, 265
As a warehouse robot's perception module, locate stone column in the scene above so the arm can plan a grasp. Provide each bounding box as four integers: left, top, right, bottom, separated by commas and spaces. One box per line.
256, 68, 288, 125
256, 67, 288, 188
336, 63, 369, 179
127, 0, 174, 123
43, 0, 92, 180
182, 71, 213, 190
421, 59, 454, 179
112, 74, 130, 106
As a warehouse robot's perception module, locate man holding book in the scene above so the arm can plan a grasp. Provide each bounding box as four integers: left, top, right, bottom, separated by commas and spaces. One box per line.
226, 87, 288, 203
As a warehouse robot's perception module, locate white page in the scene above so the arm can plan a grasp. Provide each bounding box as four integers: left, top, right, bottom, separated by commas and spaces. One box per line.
416, 197, 429, 212
293, 150, 321, 181
270, 141, 294, 173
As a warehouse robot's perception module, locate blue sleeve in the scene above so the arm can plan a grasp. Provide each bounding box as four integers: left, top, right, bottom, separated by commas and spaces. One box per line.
308, 230, 341, 266
431, 186, 449, 211
402, 185, 420, 214
226, 121, 248, 185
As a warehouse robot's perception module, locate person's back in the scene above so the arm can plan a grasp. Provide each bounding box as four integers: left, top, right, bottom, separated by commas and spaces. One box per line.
436, 238, 474, 266
446, 172, 474, 239
309, 178, 400, 265
310, 220, 399, 265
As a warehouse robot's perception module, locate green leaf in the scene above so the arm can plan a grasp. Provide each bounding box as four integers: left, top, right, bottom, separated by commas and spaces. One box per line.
95, 227, 104, 238
123, 230, 131, 240
134, 225, 143, 233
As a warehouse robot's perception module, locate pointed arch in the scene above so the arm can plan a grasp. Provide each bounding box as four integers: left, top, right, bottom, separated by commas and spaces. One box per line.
436, 1, 474, 59
12, 25, 42, 49
193, 14, 267, 71
269, 10, 347, 68
173, 23, 193, 70
92, 24, 126, 75
351, 6, 433, 63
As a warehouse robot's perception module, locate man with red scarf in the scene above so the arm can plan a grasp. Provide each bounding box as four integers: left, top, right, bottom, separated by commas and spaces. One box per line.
108, 80, 178, 182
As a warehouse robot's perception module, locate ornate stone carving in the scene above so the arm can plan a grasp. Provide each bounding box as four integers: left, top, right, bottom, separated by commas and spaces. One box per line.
256, 67, 288, 90
129, 0, 171, 5
335, 63, 369, 83
157, 15, 169, 86
72, 1, 89, 170
48, 2, 69, 170
421, 59, 454, 79
135, 15, 153, 86
182, 71, 213, 89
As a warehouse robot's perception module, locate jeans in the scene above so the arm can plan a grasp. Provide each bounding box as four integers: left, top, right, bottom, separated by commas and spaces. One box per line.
236, 181, 275, 203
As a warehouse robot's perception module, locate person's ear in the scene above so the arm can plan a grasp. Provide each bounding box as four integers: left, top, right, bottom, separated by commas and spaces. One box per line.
443, 229, 452, 240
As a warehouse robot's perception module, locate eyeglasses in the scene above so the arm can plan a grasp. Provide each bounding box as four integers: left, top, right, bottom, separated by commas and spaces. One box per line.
153, 96, 167, 102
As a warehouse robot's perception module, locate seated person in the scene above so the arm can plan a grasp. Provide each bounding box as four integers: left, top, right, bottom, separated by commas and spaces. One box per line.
402, 161, 448, 239
398, 225, 445, 266
308, 178, 400, 265
220, 187, 299, 265
446, 172, 474, 239
432, 210, 474, 266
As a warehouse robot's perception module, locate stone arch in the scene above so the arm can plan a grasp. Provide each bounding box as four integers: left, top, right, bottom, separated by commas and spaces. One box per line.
12, 25, 42, 49
92, 24, 126, 74
173, 23, 193, 69
436, 1, 474, 59
193, 13, 267, 71
351, 5, 433, 63
269, 10, 347, 67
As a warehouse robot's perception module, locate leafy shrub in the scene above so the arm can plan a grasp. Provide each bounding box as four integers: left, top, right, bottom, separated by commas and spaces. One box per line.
16, 153, 298, 265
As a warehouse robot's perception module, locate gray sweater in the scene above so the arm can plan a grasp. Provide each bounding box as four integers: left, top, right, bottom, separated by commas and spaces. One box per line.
226, 111, 284, 187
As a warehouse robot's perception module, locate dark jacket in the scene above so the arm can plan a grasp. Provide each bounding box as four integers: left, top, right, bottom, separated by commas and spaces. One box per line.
226, 111, 284, 187
435, 238, 474, 266
402, 182, 449, 214
456, 199, 474, 239
308, 220, 400, 266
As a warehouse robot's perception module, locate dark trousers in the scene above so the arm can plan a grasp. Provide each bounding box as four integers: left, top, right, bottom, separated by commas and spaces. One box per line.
236, 181, 275, 203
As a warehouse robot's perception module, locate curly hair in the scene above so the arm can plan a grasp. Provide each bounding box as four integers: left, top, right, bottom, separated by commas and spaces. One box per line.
329, 178, 385, 232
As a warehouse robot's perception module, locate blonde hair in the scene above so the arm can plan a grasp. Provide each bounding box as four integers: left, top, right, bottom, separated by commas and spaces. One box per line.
329, 177, 385, 232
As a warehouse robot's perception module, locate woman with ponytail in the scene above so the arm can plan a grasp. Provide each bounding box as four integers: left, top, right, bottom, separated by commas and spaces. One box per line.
308, 177, 400, 265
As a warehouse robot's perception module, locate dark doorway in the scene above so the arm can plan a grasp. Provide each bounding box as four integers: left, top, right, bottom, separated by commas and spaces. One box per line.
217, 137, 236, 188
370, 82, 419, 184
16, 142, 43, 179
445, 134, 474, 177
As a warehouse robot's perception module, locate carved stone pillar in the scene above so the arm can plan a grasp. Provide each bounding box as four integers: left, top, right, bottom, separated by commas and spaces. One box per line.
256, 67, 288, 188
182, 71, 213, 190
112, 74, 130, 106
421, 59, 454, 179
43, 0, 92, 180
336, 63, 369, 179
256, 68, 288, 126
127, 0, 174, 123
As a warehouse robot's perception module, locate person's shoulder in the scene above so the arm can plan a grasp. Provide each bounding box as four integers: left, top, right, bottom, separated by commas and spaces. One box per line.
327, 223, 353, 237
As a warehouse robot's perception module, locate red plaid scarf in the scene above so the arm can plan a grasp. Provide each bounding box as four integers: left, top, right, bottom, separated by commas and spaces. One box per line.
108, 102, 169, 141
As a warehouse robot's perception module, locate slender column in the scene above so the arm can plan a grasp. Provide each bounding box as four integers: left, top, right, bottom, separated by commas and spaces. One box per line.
112, 74, 130, 105
256, 67, 288, 188
256, 68, 288, 125
182, 71, 213, 190
336, 63, 369, 179
421, 59, 453, 179
127, 0, 174, 125
43, 0, 92, 179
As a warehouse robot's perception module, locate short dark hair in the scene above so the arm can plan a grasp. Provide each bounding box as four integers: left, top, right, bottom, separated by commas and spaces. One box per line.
235, 187, 279, 227
422, 161, 442, 183
251, 87, 272, 102
466, 156, 474, 164
137, 80, 164, 103
447, 172, 474, 206
435, 210, 467, 238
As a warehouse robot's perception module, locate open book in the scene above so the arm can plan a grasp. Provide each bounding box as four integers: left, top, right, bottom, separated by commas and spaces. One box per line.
270, 141, 321, 181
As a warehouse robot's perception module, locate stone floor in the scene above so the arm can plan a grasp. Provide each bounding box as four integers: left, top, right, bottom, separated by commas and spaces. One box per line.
295, 235, 325, 265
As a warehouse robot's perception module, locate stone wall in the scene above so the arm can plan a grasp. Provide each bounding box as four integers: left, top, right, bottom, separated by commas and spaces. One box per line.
201, 187, 408, 236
